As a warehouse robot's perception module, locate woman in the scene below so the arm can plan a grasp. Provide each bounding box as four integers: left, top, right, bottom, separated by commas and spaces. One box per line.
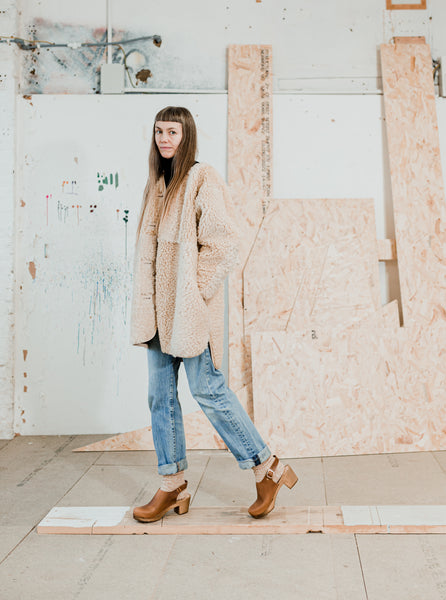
130, 106, 298, 522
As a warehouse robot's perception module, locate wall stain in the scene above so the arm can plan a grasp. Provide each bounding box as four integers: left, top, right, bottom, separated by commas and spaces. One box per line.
136, 68, 152, 83
28, 261, 36, 279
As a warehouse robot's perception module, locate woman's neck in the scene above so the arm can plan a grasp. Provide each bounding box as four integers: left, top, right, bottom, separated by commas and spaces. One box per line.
161, 156, 173, 187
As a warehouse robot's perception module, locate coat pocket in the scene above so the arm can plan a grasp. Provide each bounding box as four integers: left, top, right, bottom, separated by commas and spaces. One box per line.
156, 239, 210, 353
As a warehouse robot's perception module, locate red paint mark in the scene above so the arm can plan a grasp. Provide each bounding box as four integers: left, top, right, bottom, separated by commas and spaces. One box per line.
28, 261, 36, 280
23, 349, 28, 361
23, 372, 27, 378
23, 386, 27, 392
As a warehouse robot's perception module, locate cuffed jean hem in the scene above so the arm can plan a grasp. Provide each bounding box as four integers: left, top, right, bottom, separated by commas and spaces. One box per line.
157, 457, 189, 475
235, 445, 271, 470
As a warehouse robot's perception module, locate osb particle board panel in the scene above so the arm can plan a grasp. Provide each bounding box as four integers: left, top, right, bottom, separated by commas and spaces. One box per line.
227, 45, 273, 413
284, 297, 399, 347
380, 42, 446, 328
37, 504, 446, 535
380, 41, 446, 426
73, 410, 226, 452
250, 301, 445, 458
244, 199, 382, 347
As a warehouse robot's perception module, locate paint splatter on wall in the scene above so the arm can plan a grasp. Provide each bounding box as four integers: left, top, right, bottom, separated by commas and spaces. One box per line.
16, 92, 226, 434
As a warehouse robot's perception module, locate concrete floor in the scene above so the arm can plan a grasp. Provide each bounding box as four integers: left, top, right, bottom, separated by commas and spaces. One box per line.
1, 436, 446, 599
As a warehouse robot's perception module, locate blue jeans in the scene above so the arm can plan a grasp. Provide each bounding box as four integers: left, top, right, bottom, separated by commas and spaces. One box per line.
146, 330, 271, 475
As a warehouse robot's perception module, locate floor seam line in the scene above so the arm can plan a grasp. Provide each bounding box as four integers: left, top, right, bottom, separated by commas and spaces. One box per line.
43, 450, 103, 513
148, 534, 178, 600
0, 441, 103, 565
354, 533, 370, 600
431, 451, 446, 474
321, 456, 328, 505
190, 454, 211, 505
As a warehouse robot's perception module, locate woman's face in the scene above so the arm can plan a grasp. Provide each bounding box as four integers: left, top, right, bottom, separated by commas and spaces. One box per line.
154, 121, 183, 158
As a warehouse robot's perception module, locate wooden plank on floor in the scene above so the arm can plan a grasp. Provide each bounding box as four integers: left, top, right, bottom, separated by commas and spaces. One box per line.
36, 505, 446, 535
36, 506, 130, 535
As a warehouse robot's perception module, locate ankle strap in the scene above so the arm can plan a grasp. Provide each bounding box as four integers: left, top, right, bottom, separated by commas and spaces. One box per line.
266, 456, 279, 479
176, 480, 188, 493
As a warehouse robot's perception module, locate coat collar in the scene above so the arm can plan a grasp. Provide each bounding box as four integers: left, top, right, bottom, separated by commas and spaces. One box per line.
155, 162, 205, 197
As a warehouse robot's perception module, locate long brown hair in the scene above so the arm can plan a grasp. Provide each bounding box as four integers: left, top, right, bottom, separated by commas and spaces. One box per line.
135, 106, 198, 242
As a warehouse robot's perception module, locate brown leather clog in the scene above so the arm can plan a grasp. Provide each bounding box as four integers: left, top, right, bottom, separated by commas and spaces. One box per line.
133, 481, 190, 523
248, 456, 298, 519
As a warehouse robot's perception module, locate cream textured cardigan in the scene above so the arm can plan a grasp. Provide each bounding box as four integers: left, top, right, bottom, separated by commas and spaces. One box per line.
130, 162, 241, 370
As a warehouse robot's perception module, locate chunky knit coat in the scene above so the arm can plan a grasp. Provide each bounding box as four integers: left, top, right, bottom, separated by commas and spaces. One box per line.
130, 162, 240, 370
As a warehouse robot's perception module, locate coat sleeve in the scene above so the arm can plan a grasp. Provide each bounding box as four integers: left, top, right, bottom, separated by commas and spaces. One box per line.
195, 168, 241, 301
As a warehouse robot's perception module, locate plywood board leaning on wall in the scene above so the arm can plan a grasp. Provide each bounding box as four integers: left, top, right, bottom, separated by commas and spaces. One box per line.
244, 198, 382, 346
251, 301, 433, 458
227, 44, 273, 417
380, 40, 446, 420
249, 40, 446, 459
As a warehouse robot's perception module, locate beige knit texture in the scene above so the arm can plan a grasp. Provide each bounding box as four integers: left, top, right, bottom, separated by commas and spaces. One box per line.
253, 455, 285, 483
160, 471, 188, 500
130, 162, 241, 370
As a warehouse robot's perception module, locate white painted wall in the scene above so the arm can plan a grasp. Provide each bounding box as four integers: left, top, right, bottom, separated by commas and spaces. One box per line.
15, 94, 228, 435
0, 0, 18, 438
2, 0, 446, 436
16, 0, 446, 94
14, 91, 446, 435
